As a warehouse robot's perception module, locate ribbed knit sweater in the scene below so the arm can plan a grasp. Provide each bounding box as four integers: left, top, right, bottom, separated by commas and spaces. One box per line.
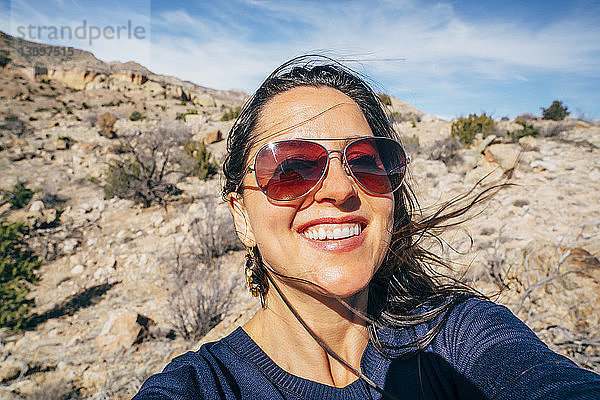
133, 299, 600, 399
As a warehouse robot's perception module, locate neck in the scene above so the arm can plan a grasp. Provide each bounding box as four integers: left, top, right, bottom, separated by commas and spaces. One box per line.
243, 276, 371, 387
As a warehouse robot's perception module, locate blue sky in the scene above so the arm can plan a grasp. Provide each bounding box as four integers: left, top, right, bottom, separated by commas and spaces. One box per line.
2, 0, 599, 120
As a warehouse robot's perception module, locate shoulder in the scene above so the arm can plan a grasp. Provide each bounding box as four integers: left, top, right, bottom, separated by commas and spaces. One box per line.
428, 298, 600, 399
133, 334, 236, 400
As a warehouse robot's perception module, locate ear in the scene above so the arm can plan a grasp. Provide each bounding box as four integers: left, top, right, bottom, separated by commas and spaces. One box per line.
227, 192, 256, 248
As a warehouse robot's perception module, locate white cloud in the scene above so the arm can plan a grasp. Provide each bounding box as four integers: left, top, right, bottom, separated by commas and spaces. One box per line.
142, 0, 599, 95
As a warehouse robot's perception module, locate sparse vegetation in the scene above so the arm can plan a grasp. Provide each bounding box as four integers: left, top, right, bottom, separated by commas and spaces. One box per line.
101, 100, 122, 107
400, 134, 420, 156
0, 220, 42, 330
129, 111, 144, 121
183, 140, 218, 180
509, 119, 539, 142
102, 125, 190, 207
516, 113, 537, 121
429, 136, 463, 167
542, 100, 569, 121
451, 113, 496, 145
167, 205, 237, 341
2, 182, 35, 209
176, 109, 199, 121
103, 157, 181, 207
389, 111, 421, 123
377, 93, 392, 106
221, 106, 241, 121
0, 49, 11, 68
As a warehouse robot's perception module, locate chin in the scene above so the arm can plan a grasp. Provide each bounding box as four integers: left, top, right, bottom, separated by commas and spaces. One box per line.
312, 269, 373, 299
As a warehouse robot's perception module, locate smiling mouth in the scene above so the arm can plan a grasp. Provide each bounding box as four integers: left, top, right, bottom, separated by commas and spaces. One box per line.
302, 223, 362, 241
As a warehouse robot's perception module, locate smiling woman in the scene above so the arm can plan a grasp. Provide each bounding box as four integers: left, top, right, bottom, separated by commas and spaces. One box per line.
133, 56, 600, 399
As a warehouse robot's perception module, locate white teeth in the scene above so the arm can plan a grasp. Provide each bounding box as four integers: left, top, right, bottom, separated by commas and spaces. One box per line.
303, 223, 362, 241
333, 228, 342, 239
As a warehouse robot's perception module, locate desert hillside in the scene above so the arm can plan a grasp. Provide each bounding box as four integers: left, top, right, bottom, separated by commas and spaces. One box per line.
1, 33, 599, 399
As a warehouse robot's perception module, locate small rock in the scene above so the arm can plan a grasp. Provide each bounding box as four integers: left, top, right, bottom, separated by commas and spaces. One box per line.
150, 214, 164, 227
41, 208, 57, 225
62, 238, 79, 254
0, 358, 27, 383
70, 264, 85, 275
204, 130, 223, 144
530, 160, 557, 172
29, 200, 44, 212
518, 135, 538, 151
95, 310, 150, 352
475, 135, 497, 155
55, 139, 68, 150
104, 256, 117, 269
79, 142, 99, 153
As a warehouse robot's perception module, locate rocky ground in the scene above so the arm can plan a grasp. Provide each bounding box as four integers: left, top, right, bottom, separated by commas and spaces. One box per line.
1, 35, 599, 399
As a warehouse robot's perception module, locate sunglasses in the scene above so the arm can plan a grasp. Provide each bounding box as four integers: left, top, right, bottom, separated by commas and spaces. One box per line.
244, 136, 409, 201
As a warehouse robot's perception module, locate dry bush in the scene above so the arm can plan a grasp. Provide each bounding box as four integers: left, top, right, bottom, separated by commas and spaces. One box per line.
389, 110, 421, 123
166, 201, 240, 341
515, 113, 537, 121
534, 120, 576, 138
103, 123, 196, 207
400, 134, 420, 156
428, 136, 463, 167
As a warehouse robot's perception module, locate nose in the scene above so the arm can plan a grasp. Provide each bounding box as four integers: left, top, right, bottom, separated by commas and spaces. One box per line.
313, 151, 358, 205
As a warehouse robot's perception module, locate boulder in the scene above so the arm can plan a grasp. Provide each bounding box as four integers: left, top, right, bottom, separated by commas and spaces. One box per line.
193, 93, 216, 107
95, 310, 152, 352
486, 143, 519, 170
518, 135, 538, 151
204, 130, 223, 144
0, 358, 27, 383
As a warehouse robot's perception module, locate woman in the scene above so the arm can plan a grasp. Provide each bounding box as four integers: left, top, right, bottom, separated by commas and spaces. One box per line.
134, 56, 600, 399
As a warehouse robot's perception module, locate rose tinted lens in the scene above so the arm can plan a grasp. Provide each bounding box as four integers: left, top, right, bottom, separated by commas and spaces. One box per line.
345, 137, 407, 194
254, 141, 328, 200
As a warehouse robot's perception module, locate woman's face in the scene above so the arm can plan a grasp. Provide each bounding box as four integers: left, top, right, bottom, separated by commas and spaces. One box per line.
230, 86, 394, 298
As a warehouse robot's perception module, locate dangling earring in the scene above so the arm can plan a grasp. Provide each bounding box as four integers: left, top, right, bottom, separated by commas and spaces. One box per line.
245, 247, 262, 297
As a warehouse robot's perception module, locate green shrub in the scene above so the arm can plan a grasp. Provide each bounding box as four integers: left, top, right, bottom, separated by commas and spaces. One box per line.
377, 93, 392, 106
542, 100, 569, 121
184, 140, 218, 180
0, 50, 11, 68
2, 183, 35, 209
221, 106, 241, 121
129, 111, 144, 121
176, 109, 199, 121
510, 119, 539, 142
0, 220, 42, 330
451, 113, 496, 145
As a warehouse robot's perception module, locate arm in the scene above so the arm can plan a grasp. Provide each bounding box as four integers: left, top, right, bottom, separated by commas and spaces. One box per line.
444, 299, 600, 400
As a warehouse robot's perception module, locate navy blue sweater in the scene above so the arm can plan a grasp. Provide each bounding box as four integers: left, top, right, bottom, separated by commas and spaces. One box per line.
134, 299, 600, 399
